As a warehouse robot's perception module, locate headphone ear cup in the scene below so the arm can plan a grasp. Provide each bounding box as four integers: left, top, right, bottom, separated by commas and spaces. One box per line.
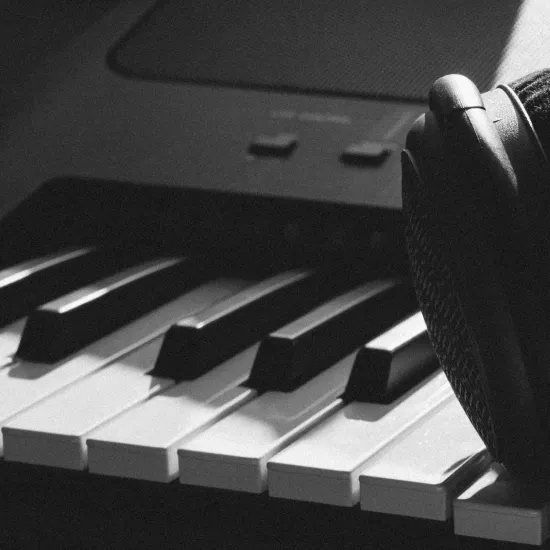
403, 74, 550, 482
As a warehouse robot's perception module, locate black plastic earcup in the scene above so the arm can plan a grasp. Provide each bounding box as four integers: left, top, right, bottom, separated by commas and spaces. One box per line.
402, 72, 550, 483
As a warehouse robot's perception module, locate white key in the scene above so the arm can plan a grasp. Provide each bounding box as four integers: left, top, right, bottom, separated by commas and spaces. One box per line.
267, 370, 453, 507
454, 463, 550, 546
177, 352, 356, 493
0, 318, 26, 368
0, 277, 247, 454
358, 397, 490, 520
3, 337, 173, 470
87, 344, 259, 482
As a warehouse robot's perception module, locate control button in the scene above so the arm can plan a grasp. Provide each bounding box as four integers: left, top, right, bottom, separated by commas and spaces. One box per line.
340, 141, 391, 166
248, 133, 298, 158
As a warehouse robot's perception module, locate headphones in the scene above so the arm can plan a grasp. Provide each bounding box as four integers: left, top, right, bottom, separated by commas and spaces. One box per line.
402, 69, 550, 483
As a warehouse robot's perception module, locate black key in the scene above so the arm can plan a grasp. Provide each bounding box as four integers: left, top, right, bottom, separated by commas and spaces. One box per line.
154, 268, 326, 380
247, 278, 417, 392
343, 312, 438, 404
0, 247, 134, 327
16, 257, 212, 362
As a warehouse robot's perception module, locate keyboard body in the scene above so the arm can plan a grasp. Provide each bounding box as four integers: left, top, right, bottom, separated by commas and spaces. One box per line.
3, 1, 550, 548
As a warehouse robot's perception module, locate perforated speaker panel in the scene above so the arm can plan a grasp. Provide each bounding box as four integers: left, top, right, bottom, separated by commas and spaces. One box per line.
110, 0, 550, 101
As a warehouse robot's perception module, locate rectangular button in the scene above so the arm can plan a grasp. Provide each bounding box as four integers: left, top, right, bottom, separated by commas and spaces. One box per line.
343, 311, 438, 403
0, 278, 247, 454
266, 370, 453, 507
3, 337, 173, 470
247, 279, 416, 391
340, 141, 392, 166
359, 398, 489, 520
454, 464, 550, 546
153, 268, 323, 380
16, 257, 214, 362
177, 353, 356, 493
248, 133, 297, 158
87, 344, 259, 482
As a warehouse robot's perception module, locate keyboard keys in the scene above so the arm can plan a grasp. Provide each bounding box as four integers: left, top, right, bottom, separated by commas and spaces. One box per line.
358, 398, 489, 520
266, 370, 453, 506
454, 464, 550, 546
3, 337, 173, 470
0, 247, 124, 326
247, 279, 416, 391
177, 353, 355, 493
154, 268, 323, 380
0, 278, 247, 454
87, 344, 259, 482
16, 257, 214, 362
343, 311, 438, 403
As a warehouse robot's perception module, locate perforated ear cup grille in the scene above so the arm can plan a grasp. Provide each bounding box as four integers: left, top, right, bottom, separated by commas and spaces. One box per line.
401, 151, 498, 458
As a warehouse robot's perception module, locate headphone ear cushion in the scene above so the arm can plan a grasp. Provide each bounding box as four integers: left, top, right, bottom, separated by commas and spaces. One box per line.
510, 68, 550, 159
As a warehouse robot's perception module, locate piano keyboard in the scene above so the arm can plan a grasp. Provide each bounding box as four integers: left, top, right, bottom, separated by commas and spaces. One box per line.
0, 248, 548, 548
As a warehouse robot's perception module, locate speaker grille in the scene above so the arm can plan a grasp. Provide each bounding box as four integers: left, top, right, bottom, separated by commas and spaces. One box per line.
110, 0, 550, 101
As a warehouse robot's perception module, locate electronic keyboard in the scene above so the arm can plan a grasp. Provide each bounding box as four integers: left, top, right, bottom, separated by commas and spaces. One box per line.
3, 1, 550, 548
